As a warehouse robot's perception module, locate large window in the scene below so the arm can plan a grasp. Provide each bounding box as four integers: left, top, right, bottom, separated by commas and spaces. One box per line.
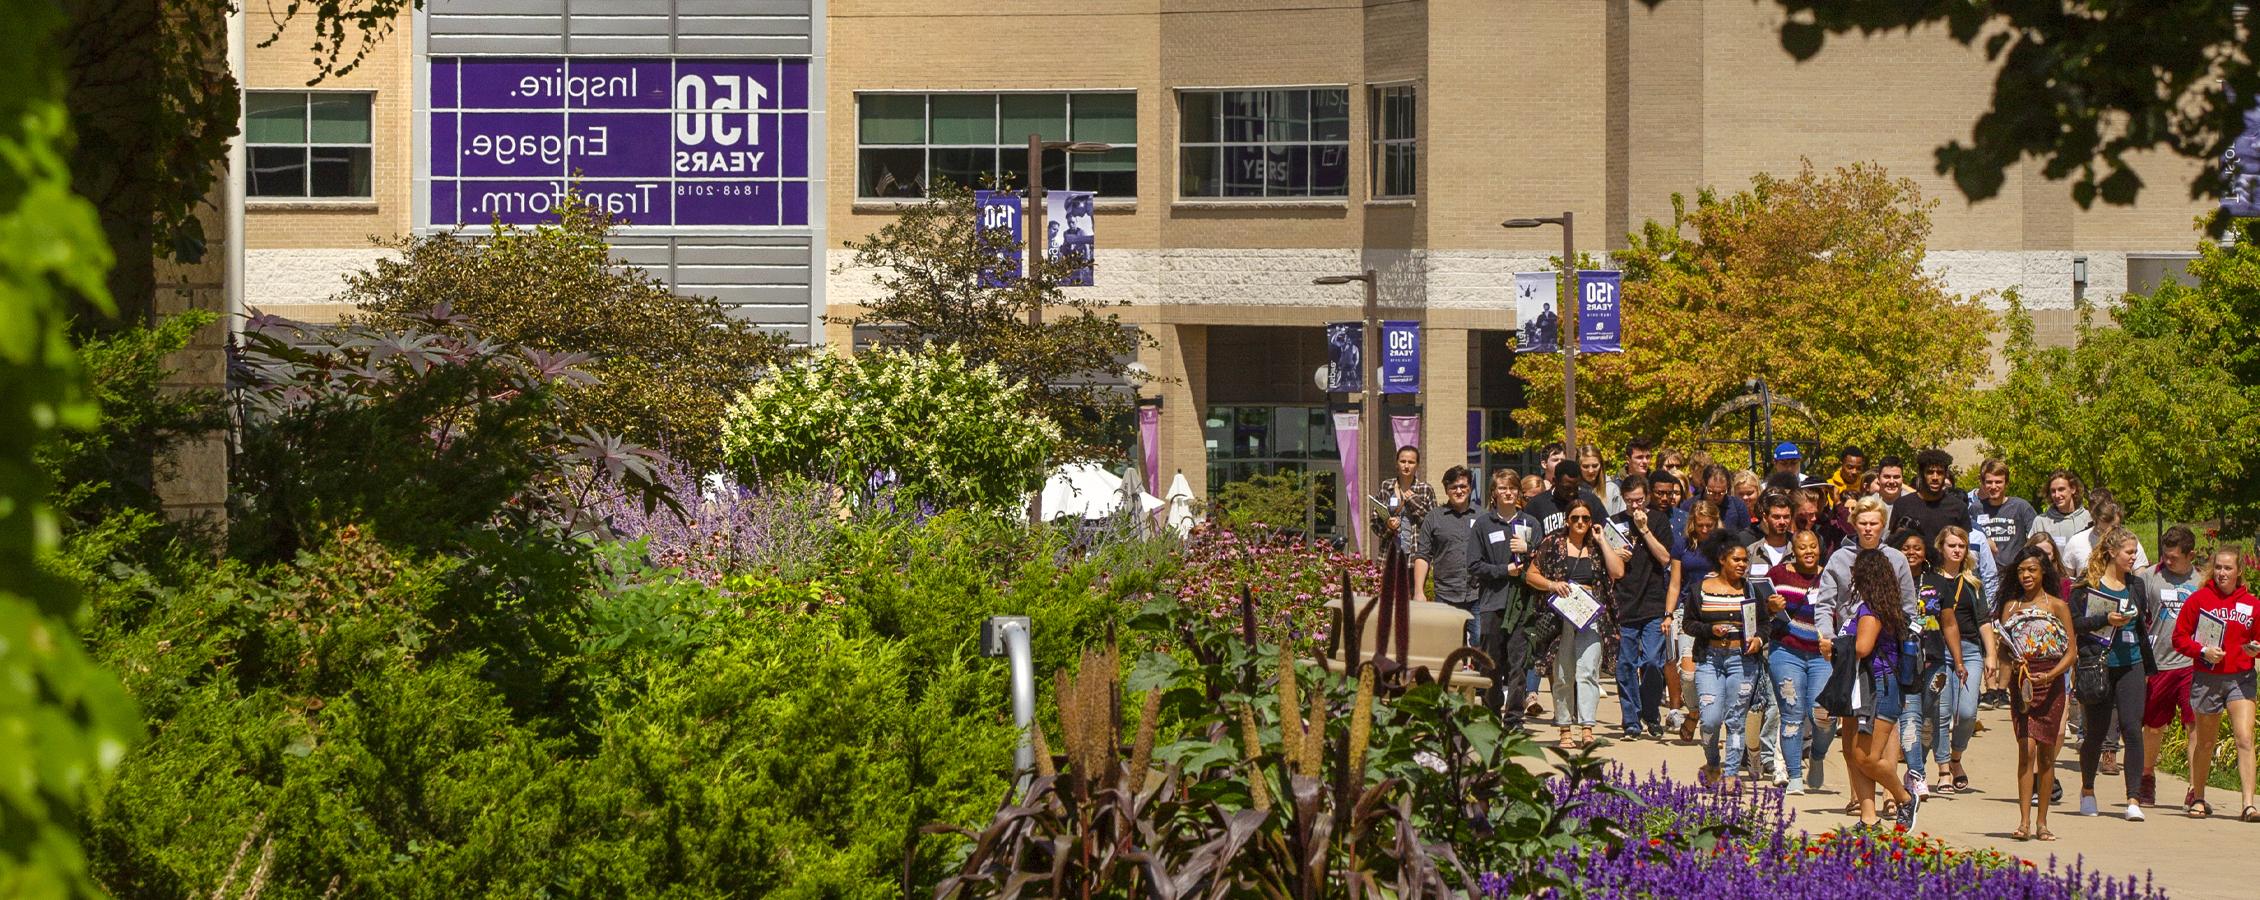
246, 91, 373, 198
1178, 88, 1350, 198
856, 92, 1138, 199
1370, 85, 1416, 198
1204, 405, 1341, 536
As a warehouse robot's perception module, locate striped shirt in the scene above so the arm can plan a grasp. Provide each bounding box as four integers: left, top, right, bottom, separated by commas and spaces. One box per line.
1773, 567, 1822, 654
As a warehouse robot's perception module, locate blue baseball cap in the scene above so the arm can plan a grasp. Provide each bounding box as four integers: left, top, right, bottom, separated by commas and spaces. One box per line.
1772, 442, 1802, 461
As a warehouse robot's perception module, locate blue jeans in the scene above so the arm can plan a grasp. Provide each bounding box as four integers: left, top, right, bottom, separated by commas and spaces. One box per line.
1696, 647, 1756, 778
1951, 641, 1986, 757
1616, 618, 1667, 735
1897, 657, 1953, 778
1767, 644, 1833, 782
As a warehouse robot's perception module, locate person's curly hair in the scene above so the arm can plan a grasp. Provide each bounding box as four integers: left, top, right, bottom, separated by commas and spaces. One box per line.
1851, 548, 1908, 642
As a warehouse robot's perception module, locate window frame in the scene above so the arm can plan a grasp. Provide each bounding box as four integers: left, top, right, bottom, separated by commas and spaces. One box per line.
852, 90, 1140, 200
244, 89, 376, 200
1174, 85, 1354, 200
1369, 83, 1417, 199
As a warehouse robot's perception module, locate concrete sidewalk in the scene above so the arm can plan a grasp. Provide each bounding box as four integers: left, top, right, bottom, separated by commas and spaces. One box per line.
1541, 677, 2255, 899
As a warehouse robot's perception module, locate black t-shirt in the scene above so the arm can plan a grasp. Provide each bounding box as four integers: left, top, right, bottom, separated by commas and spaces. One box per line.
1609, 510, 1671, 624
1524, 487, 1607, 536
1890, 489, 1970, 541
1930, 569, 1984, 649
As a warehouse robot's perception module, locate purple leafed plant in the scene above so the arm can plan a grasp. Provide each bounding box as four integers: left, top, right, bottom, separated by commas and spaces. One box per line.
592, 458, 839, 586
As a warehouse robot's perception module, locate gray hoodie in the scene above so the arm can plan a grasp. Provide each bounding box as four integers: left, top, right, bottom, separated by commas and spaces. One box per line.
1808, 541, 1920, 639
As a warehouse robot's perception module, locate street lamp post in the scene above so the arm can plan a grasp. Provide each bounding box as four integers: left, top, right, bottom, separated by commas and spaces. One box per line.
1502, 212, 1578, 455
1314, 270, 1381, 556
1024, 135, 1118, 328
1022, 136, 1116, 527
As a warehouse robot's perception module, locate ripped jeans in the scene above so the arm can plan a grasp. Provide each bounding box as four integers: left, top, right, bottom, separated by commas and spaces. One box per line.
1767, 643, 1834, 782
1696, 647, 1758, 778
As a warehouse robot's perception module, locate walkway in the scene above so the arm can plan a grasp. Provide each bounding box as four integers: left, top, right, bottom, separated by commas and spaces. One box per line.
1557, 677, 2250, 899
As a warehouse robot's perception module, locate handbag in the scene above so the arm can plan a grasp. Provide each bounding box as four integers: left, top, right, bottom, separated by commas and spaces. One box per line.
2074, 644, 2111, 706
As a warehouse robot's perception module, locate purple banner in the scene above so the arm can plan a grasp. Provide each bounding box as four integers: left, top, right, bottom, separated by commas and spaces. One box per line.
1380, 320, 1420, 394
1333, 409, 1367, 555
1390, 414, 1421, 454
974, 190, 1023, 287
2227, 95, 2260, 217
429, 57, 809, 228
1325, 322, 1363, 393
1137, 405, 1161, 496
1577, 270, 1623, 354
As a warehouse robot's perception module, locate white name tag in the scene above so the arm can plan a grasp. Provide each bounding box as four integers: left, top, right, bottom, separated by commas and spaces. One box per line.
1487, 530, 1506, 544
2239, 602, 2254, 618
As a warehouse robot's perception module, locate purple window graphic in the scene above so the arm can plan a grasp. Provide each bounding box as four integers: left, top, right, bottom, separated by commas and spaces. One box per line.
429, 57, 809, 228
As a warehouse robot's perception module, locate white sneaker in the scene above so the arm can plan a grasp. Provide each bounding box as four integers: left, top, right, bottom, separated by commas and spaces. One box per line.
1772, 759, 1791, 786
2125, 802, 2145, 822
1786, 783, 1808, 796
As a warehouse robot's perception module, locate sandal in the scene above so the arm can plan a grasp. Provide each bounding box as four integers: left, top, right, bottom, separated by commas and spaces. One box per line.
2244, 806, 2259, 823
1951, 761, 1970, 794
2011, 826, 2031, 841
2036, 828, 2057, 842
2190, 799, 2213, 819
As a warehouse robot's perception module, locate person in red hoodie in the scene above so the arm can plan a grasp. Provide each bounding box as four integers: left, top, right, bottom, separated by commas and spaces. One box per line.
2170, 546, 2260, 821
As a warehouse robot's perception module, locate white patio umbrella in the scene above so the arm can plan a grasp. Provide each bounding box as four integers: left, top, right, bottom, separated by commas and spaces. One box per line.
1163, 470, 1197, 538
1038, 463, 1125, 521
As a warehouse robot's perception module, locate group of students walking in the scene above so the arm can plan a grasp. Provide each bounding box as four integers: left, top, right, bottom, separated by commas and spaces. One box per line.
1376, 441, 2260, 837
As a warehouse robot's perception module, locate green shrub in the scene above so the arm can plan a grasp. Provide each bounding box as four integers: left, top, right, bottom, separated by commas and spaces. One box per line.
346, 194, 796, 472
720, 347, 1059, 512
41, 310, 226, 535
1212, 468, 1332, 534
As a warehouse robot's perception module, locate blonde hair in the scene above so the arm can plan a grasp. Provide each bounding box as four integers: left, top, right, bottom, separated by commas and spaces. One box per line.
2084, 524, 2141, 589
1686, 500, 1721, 543
1936, 525, 1983, 592
1850, 494, 1889, 525
1732, 469, 1762, 493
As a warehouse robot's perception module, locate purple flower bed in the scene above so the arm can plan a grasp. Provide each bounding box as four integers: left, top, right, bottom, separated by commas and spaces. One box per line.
593, 460, 838, 586
1483, 767, 2168, 899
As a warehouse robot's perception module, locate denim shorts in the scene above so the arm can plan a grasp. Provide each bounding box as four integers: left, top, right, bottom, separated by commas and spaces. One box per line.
1868, 669, 1905, 724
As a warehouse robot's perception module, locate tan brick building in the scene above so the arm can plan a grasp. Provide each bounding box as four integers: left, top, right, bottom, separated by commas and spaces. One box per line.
241, 1, 2212, 537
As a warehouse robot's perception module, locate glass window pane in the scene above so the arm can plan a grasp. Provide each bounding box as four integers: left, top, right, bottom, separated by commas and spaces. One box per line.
1234, 406, 1269, 458
1223, 145, 1266, 197
1310, 409, 1338, 456
1274, 407, 1310, 458
1222, 91, 1265, 142
857, 147, 927, 197
1204, 409, 1232, 461
1068, 147, 1137, 196
1266, 90, 1309, 142
858, 94, 925, 144
247, 146, 307, 196
1310, 144, 1350, 196
1266, 144, 1308, 197
308, 146, 371, 197
1179, 92, 1219, 144
1312, 89, 1350, 142
1071, 93, 1137, 145
1391, 89, 1416, 141
246, 93, 306, 144
1179, 146, 1219, 197
308, 93, 371, 143
1384, 144, 1416, 196
931, 147, 996, 191
928, 94, 994, 144
999, 147, 1066, 193
999, 93, 1066, 142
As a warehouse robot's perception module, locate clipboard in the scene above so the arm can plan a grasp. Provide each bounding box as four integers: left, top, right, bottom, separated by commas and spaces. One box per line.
1551, 583, 1602, 630
2196, 609, 2228, 652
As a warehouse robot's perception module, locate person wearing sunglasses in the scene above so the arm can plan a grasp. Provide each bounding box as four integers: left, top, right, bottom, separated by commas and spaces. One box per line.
1525, 495, 1626, 749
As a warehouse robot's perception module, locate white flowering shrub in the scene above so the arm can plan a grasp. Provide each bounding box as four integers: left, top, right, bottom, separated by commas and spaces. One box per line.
720, 346, 1060, 512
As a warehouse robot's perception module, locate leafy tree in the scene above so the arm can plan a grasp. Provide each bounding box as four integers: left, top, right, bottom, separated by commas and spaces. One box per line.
1643, 0, 2259, 214
39, 311, 227, 533
839, 179, 1153, 463
1, 0, 143, 894
1980, 220, 2260, 530
1212, 469, 1334, 535
1494, 161, 1993, 457
1975, 296, 2255, 530
346, 195, 795, 472
719, 346, 1060, 513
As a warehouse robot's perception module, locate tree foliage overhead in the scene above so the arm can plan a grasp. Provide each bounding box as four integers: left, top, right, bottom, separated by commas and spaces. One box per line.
1495, 162, 1993, 459
1645, 0, 2259, 215
346, 195, 796, 473
1, 0, 142, 893
1979, 220, 2260, 531
839, 179, 1153, 463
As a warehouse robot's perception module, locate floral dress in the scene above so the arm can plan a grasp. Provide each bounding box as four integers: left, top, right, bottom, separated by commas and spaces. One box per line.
1999, 602, 2071, 742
